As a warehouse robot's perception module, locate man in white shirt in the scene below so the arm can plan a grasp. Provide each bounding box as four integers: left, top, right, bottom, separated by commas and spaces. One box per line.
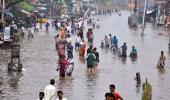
66, 25, 71, 34
75, 34, 81, 50
56, 91, 67, 100
57, 22, 61, 30
44, 79, 56, 100
66, 34, 72, 44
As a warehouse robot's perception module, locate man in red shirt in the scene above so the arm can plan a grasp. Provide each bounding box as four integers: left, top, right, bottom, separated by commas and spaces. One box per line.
109, 84, 123, 100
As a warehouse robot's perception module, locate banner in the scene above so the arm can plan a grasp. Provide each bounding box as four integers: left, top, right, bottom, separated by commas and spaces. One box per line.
4, 27, 11, 41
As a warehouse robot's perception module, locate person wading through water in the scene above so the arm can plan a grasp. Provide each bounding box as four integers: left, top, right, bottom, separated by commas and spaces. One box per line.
79, 39, 86, 57
157, 51, 166, 69
85, 51, 95, 73
57, 55, 69, 77
56, 91, 67, 100
44, 79, 56, 100
109, 84, 123, 100
93, 47, 99, 67
105, 92, 116, 100
75, 34, 81, 50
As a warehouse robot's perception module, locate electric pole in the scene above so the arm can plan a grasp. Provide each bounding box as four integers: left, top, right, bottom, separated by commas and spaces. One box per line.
1, 0, 5, 21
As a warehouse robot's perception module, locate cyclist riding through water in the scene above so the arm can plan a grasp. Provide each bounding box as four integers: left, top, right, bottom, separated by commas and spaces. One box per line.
111, 36, 118, 49
129, 46, 137, 57
119, 42, 127, 57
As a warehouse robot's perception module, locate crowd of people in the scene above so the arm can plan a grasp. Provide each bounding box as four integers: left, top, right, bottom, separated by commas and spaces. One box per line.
93, 8, 121, 16
34, 7, 167, 100
35, 9, 126, 100
100, 34, 166, 69
37, 79, 124, 100
37, 79, 67, 100
101, 34, 137, 58
53, 14, 101, 77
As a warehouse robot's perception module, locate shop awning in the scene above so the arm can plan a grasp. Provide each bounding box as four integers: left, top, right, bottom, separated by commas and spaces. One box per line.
37, 7, 47, 10
34, 10, 39, 12
147, 10, 155, 14
5, 12, 14, 17
21, 10, 31, 15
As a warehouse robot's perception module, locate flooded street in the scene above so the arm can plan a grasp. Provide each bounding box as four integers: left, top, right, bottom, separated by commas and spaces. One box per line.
0, 11, 170, 100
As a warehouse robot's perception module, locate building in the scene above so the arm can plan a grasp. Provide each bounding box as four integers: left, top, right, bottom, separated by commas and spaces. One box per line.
29, 0, 38, 5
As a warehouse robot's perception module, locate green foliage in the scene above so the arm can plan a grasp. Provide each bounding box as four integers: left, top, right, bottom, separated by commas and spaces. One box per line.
95, 0, 113, 5
6, 0, 25, 8
18, 1, 33, 12
142, 83, 152, 100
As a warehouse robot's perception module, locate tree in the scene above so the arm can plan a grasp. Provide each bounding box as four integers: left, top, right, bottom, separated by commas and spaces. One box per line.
6, 0, 25, 9
18, 1, 33, 12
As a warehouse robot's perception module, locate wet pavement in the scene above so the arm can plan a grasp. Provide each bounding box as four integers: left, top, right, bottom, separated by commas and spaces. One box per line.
0, 10, 170, 100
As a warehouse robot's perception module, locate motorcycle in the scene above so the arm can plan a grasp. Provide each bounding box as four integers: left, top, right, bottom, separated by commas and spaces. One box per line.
66, 59, 74, 75
129, 52, 137, 58
110, 44, 118, 52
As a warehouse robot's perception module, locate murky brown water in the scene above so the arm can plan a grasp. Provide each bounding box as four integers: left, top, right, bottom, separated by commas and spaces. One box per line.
0, 11, 170, 100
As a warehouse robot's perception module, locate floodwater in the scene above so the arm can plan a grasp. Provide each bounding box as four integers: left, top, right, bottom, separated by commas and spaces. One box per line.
0, 11, 170, 100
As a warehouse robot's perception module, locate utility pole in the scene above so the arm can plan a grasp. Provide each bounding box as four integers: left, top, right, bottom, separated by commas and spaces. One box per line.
134, 0, 137, 13
1, 0, 5, 21
126, 0, 128, 5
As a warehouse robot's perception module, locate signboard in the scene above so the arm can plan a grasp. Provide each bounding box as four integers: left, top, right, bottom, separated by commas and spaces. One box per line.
128, 3, 135, 9
4, 27, 11, 41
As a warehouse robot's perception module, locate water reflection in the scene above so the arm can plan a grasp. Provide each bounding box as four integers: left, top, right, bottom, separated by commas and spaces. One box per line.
7, 72, 23, 90
79, 56, 85, 63
157, 67, 165, 74
85, 73, 98, 99
57, 76, 74, 92
120, 57, 127, 64
136, 83, 141, 94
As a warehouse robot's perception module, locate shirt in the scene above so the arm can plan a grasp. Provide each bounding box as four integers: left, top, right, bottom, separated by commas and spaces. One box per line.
112, 92, 121, 100
44, 84, 56, 100
94, 51, 99, 62
112, 38, 118, 45
67, 45, 73, 52
67, 26, 71, 32
86, 31, 91, 39
122, 45, 127, 51
76, 36, 81, 43
104, 38, 109, 44
132, 48, 137, 53
57, 22, 61, 27
66, 37, 72, 44
86, 53, 95, 65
